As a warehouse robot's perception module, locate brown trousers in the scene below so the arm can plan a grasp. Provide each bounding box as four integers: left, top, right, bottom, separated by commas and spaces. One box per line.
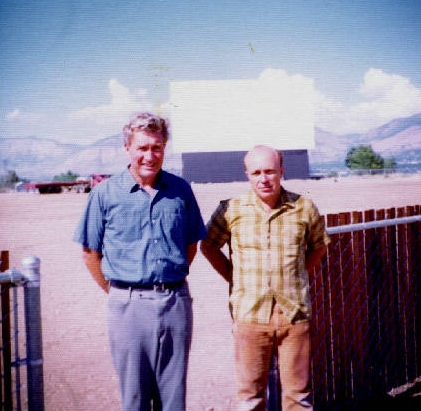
233, 303, 312, 411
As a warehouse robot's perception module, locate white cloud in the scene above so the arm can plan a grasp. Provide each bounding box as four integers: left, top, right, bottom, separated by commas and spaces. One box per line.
69, 79, 153, 128
3, 70, 420, 144
63, 79, 180, 143
315, 69, 421, 135
59, 71, 421, 142
0, 80, 166, 143
5, 108, 41, 123
6, 109, 21, 120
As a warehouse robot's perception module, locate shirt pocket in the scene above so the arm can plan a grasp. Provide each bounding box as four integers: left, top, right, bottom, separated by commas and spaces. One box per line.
156, 201, 187, 245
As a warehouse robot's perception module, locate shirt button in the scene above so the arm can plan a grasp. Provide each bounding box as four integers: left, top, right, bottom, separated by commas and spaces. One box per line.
153, 239, 158, 243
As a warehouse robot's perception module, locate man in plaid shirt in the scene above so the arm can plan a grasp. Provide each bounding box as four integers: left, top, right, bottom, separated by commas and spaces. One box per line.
200, 145, 330, 411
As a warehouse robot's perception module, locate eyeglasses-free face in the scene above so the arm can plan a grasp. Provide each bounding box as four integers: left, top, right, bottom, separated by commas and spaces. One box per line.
126, 129, 166, 186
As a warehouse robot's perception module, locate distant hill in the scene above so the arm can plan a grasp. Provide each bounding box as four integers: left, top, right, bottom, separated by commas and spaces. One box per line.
0, 134, 181, 181
0, 136, 83, 180
1, 113, 420, 181
309, 113, 421, 174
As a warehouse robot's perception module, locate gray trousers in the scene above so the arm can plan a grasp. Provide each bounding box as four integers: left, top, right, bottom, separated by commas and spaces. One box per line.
107, 282, 193, 411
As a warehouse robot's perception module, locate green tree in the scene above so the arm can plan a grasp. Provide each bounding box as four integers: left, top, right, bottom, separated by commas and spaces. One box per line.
53, 170, 79, 182
345, 145, 384, 170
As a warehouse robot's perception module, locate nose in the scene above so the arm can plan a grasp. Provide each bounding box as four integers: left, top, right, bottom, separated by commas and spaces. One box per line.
260, 172, 269, 182
144, 149, 154, 160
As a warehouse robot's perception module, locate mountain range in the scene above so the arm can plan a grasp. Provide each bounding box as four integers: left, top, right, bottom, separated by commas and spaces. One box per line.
309, 113, 421, 174
1, 113, 421, 181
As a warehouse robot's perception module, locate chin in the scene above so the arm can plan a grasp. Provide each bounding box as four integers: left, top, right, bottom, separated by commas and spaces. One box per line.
259, 190, 274, 196
141, 166, 160, 175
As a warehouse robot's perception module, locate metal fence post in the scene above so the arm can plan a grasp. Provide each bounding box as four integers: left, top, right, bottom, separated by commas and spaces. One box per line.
266, 335, 281, 410
1, 250, 13, 411
21, 256, 44, 411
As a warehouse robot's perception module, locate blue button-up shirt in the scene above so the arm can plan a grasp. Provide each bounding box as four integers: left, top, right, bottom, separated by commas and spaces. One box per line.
73, 168, 207, 284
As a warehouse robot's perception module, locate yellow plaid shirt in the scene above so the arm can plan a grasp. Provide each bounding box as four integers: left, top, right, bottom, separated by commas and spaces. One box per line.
205, 189, 330, 324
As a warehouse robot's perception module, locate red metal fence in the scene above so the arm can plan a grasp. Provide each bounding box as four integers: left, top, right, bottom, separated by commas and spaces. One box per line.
310, 205, 421, 409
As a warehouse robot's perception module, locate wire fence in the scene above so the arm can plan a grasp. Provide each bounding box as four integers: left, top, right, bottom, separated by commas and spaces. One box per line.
267, 205, 421, 410
314, 205, 421, 409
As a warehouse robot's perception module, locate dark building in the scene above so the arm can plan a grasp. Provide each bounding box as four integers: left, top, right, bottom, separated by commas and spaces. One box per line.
181, 149, 310, 183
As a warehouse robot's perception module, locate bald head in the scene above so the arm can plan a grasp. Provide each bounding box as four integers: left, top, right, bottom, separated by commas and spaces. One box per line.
244, 145, 283, 170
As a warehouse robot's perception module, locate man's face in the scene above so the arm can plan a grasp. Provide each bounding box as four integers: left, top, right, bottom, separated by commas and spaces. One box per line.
125, 130, 165, 182
245, 148, 284, 203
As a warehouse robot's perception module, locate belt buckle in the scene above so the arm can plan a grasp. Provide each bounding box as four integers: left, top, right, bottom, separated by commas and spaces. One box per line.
154, 282, 166, 292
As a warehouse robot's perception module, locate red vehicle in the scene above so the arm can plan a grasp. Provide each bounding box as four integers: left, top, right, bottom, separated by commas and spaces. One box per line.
90, 174, 112, 189
22, 174, 111, 194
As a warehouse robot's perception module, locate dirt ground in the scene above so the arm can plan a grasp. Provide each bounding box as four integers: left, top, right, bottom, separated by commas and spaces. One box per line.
1, 174, 421, 411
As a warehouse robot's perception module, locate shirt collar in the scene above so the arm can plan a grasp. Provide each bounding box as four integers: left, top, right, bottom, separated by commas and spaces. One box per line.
243, 187, 300, 210
120, 167, 169, 193
279, 188, 301, 208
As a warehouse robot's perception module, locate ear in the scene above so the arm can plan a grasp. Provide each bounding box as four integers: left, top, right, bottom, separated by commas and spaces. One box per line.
279, 166, 285, 178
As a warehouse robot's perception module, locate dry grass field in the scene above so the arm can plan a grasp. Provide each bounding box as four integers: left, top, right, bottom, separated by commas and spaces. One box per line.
1, 173, 421, 410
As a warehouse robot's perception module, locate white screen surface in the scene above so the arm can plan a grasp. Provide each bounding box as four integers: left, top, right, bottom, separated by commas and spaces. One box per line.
169, 69, 315, 153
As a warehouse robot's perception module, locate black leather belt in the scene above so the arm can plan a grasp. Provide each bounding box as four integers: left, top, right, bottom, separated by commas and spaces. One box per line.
110, 279, 185, 292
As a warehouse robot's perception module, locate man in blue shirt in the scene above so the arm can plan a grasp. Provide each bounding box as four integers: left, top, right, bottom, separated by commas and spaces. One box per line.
74, 112, 207, 411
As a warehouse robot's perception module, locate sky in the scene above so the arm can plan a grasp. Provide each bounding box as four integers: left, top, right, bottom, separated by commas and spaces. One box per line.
1, 0, 421, 146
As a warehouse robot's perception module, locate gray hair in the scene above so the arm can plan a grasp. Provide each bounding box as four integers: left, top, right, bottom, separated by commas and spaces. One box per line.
122, 112, 169, 146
